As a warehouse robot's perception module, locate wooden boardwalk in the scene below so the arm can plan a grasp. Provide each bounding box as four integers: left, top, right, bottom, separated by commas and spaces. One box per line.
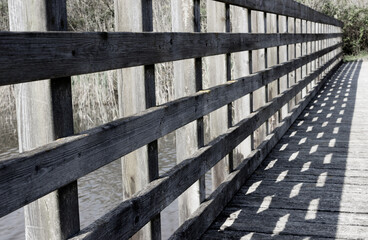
202, 61, 368, 239
0, 1, 346, 239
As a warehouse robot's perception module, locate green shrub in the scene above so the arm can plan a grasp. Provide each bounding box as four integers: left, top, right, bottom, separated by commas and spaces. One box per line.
298, 0, 368, 55
340, 7, 368, 55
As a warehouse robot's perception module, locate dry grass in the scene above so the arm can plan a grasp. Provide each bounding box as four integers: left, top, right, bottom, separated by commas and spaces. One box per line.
0, 0, 206, 133
72, 71, 119, 132
0, 85, 16, 130
0, 0, 15, 131
299, 0, 368, 10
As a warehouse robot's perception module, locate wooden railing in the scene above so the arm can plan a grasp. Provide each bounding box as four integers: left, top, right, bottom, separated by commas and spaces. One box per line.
0, 0, 343, 239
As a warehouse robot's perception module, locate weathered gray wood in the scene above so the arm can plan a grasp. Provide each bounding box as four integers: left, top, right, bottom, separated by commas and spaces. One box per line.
70, 52, 342, 240
0, 44, 342, 219
194, 0, 206, 203
0, 2, 345, 239
252, 11, 266, 148
207, 209, 368, 239
295, 18, 302, 103
206, 0, 229, 189
266, 13, 279, 133
288, 17, 298, 111
302, 20, 307, 89
9, 0, 80, 239
171, 0, 205, 224
312, 21, 317, 86
115, 0, 157, 239
214, 0, 343, 27
170, 59, 343, 240
317, 23, 322, 82
142, 1, 161, 239
247, 9, 254, 150
170, 59, 344, 240
200, 61, 366, 240
307, 20, 312, 90
230, 5, 251, 169
202, 230, 338, 240
226, 3, 233, 172
220, 205, 368, 223
279, 15, 288, 120
0, 32, 341, 86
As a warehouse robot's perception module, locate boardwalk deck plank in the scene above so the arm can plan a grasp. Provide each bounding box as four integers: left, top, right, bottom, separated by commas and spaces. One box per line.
201, 61, 368, 239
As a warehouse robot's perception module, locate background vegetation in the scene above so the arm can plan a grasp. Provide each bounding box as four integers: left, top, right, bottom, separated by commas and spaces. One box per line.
297, 0, 368, 56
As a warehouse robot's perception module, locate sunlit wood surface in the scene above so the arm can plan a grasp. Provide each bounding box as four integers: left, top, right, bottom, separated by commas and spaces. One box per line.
202, 61, 368, 239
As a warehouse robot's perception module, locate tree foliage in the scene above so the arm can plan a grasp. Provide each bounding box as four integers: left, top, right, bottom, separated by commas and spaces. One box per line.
297, 0, 368, 55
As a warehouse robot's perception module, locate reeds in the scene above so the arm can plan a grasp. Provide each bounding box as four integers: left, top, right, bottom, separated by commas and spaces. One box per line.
0, 0, 202, 134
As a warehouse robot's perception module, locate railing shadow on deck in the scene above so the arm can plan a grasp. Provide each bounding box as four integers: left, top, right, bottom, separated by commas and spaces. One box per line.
205, 61, 362, 239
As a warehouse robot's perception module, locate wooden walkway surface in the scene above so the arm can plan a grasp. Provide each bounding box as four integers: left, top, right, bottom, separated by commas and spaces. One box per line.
202, 61, 368, 239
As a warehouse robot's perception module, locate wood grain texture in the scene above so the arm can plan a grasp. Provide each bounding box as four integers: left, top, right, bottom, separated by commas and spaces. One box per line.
251, 11, 267, 148
70, 50, 342, 240
115, 0, 158, 239
230, 5, 251, 169
0, 44, 342, 219
266, 13, 279, 133
206, 0, 229, 190
214, 0, 343, 27
0, 32, 341, 86
171, 0, 205, 224
142, 0, 161, 238
288, 17, 297, 111
171, 59, 343, 240
278, 15, 288, 121
9, 1, 80, 239
201, 61, 368, 240
1, 2, 344, 239
295, 18, 302, 103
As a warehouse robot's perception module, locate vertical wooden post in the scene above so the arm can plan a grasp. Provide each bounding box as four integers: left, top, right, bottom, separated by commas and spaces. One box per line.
312, 21, 317, 86
252, 10, 266, 148
307, 20, 312, 89
225, 3, 234, 172
288, 17, 295, 111
321, 23, 325, 76
324, 24, 327, 74
171, 0, 205, 224
206, 0, 228, 189
331, 25, 334, 68
266, 13, 279, 132
317, 23, 322, 82
302, 19, 307, 97
295, 18, 302, 104
9, 0, 80, 239
279, 15, 288, 120
230, 5, 251, 169
194, 0, 205, 168
327, 24, 330, 71
247, 9, 254, 150
320, 23, 323, 78
332, 25, 334, 67
115, 0, 160, 239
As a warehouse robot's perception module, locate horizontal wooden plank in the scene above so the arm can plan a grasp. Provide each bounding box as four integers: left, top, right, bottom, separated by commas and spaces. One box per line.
169, 59, 343, 240
202, 230, 336, 240
215, 0, 343, 27
0, 32, 341, 85
70, 53, 343, 240
206, 208, 368, 239
0, 44, 342, 218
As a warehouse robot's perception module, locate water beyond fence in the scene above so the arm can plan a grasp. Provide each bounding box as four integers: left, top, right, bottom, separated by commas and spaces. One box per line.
0, 120, 211, 240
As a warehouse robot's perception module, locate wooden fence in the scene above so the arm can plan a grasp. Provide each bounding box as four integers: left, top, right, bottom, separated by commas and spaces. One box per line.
0, 0, 343, 239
